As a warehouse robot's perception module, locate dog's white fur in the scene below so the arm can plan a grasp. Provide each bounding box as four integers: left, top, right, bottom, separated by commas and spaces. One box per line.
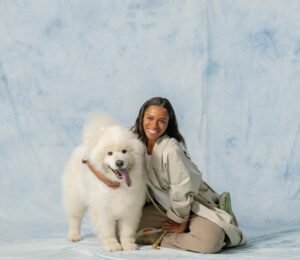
62, 113, 146, 251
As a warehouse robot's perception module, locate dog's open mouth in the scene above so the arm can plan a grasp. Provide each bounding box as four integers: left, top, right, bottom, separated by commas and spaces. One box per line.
110, 168, 132, 187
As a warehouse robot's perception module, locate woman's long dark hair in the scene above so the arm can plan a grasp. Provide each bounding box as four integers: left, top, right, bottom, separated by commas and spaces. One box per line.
131, 97, 185, 146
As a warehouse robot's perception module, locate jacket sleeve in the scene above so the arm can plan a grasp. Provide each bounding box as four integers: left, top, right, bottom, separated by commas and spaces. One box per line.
165, 142, 203, 223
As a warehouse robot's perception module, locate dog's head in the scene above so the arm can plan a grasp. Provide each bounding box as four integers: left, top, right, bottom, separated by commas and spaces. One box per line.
89, 126, 145, 187
103, 144, 133, 186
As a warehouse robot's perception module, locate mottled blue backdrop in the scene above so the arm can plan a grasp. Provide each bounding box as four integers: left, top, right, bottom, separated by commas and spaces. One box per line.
0, 0, 299, 259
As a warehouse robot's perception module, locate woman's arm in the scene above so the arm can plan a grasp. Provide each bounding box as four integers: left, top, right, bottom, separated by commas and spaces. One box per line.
82, 160, 120, 189
165, 143, 202, 223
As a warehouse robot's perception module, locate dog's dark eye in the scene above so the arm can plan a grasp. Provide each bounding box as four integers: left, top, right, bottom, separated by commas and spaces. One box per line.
107, 152, 113, 156
122, 149, 127, 154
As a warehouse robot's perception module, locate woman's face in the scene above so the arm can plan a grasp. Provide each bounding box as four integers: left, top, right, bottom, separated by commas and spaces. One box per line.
143, 105, 169, 144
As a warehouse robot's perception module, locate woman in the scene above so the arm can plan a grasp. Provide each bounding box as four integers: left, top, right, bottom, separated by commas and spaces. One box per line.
98, 97, 247, 253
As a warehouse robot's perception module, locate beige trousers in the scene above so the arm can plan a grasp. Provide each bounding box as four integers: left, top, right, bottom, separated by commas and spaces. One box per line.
138, 204, 225, 253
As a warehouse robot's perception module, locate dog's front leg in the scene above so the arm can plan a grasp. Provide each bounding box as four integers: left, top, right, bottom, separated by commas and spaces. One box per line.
100, 219, 122, 252
90, 210, 122, 251
67, 216, 83, 242
118, 216, 139, 250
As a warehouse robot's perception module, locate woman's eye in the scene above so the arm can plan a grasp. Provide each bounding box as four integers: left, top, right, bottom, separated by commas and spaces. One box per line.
107, 152, 113, 156
122, 149, 127, 154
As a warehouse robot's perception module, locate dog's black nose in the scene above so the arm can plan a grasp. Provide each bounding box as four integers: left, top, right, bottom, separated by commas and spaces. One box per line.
116, 160, 124, 168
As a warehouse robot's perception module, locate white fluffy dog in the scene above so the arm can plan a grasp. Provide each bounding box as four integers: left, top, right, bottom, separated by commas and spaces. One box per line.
62, 114, 146, 251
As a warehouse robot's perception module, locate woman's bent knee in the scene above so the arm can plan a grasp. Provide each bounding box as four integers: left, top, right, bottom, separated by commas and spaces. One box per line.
188, 230, 225, 253
161, 231, 225, 254
189, 216, 226, 253
197, 235, 225, 253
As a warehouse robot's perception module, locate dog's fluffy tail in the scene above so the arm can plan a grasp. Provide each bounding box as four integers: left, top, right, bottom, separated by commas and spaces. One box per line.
81, 112, 119, 148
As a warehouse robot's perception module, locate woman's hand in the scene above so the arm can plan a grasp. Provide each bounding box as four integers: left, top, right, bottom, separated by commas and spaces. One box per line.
162, 218, 189, 233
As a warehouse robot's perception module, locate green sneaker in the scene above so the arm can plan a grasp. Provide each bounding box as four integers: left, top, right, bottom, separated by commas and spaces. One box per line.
219, 192, 233, 216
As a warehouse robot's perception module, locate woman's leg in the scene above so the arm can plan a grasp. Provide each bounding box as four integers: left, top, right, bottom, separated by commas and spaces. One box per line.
136, 203, 167, 245
138, 203, 167, 230
161, 214, 225, 253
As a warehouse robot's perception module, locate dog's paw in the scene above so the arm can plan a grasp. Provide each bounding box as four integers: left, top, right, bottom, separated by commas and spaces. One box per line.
122, 242, 138, 251
103, 242, 122, 252
68, 233, 81, 242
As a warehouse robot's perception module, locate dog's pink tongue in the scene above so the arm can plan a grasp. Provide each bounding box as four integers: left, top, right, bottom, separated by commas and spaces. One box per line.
117, 169, 132, 187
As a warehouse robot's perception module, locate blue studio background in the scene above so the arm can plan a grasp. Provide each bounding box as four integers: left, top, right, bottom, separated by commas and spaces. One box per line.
0, 0, 299, 259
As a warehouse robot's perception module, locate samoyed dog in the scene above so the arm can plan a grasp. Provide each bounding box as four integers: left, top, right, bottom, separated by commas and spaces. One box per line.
62, 113, 146, 251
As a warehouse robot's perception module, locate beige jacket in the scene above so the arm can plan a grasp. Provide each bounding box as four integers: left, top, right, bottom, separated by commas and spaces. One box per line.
145, 135, 247, 247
